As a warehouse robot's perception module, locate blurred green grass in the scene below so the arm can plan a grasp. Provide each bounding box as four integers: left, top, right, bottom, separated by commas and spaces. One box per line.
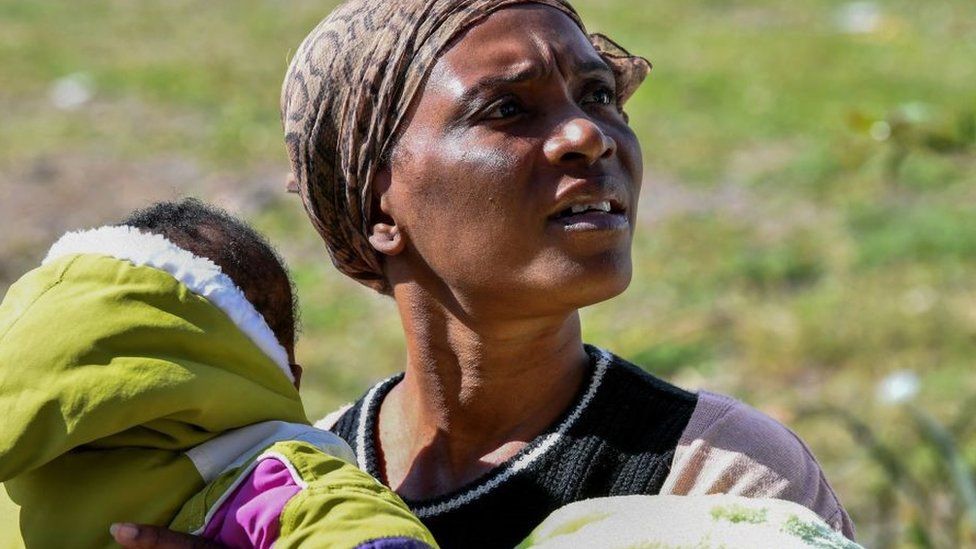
1, 0, 974, 546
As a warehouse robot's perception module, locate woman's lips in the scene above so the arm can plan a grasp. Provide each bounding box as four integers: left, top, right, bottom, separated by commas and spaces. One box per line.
548, 210, 629, 232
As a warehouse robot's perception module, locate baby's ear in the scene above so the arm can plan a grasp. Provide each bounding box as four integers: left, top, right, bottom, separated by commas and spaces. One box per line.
289, 363, 303, 389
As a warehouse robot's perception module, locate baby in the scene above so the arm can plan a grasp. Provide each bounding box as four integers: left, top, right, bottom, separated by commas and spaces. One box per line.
0, 199, 436, 548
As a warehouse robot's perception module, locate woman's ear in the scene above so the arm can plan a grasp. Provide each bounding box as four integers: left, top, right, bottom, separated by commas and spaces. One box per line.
368, 167, 407, 257
368, 220, 405, 256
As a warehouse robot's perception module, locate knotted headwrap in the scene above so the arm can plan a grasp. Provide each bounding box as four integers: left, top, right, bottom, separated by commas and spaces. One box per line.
281, 0, 651, 294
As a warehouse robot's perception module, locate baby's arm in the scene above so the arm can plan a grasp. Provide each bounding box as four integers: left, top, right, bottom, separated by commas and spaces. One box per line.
175, 441, 437, 549
200, 456, 301, 548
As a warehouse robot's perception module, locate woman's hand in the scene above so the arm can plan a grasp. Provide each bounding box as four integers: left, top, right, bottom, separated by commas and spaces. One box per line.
110, 523, 225, 548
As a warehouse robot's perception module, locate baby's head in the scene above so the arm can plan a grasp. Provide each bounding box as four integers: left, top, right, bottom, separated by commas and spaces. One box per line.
120, 199, 301, 384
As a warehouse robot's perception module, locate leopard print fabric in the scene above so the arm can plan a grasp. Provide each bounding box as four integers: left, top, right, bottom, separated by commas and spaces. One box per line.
281, 0, 651, 294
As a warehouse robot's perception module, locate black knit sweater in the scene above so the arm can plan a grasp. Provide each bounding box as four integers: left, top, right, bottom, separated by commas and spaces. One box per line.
330, 345, 698, 548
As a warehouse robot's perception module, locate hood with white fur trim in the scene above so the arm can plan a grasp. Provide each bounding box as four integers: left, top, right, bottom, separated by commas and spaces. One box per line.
0, 227, 310, 545
43, 225, 293, 382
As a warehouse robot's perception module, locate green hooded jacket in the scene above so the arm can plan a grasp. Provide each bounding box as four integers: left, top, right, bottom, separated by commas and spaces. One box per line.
0, 226, 435, 548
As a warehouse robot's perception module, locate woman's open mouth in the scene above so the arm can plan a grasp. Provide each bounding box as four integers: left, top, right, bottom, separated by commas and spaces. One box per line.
549, 200, 629, 232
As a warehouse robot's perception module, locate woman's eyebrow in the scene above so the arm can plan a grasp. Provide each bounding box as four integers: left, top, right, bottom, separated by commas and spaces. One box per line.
458, 58, 616, 105
457, 64, 544, 105
574, 58, 614, 80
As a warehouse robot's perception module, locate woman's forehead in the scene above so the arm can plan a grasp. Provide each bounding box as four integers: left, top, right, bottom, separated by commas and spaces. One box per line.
430, 5, 607, 91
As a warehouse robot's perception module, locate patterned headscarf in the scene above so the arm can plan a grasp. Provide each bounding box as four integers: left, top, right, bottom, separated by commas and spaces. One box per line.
281, 0, 651, 294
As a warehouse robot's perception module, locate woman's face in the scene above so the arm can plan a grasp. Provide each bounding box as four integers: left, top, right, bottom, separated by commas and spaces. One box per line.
378, 5, 643, 314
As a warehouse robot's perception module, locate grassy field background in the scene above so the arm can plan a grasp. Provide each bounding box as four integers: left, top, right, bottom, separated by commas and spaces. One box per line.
1, 0, 974, 546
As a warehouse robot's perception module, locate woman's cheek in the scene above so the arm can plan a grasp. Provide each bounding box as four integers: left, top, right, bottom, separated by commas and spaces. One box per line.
615, 125, 643, 184
447, 141, 528, 210
454, 134, 524, 179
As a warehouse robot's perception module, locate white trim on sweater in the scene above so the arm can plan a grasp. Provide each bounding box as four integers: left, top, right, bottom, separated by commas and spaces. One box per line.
356, 381, 390, 471
43, 225, 293, 382
353, 348, 612, 518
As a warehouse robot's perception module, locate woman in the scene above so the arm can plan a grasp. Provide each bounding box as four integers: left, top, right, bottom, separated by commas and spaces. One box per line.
115, 0, 854, 546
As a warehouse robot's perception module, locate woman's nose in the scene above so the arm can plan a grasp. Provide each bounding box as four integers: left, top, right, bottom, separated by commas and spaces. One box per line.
543, 116, 617, 168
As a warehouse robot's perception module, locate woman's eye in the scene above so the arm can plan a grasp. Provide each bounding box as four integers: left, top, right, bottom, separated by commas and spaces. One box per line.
583, 86, 615, 106
484, 99, 524, 120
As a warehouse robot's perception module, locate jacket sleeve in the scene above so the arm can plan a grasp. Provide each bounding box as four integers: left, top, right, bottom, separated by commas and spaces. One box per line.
198, 455, 302, 548
274, 441, 438, 549
190, 441, 438, 549
659, 391, 856, 540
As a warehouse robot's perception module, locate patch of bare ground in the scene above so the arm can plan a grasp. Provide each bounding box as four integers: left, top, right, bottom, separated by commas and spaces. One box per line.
639, 141, 808, 227
0, 154, 290, 293
639, 170, 754, 223
639, 166, 833, 241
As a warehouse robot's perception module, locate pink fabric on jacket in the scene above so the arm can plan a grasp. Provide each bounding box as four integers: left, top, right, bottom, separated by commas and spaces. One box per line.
202, 456, 302, 549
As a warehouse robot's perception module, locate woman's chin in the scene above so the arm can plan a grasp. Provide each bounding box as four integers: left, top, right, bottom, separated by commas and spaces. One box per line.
434, 249, 633, 315
531, 251, 634, 311
571, 265, 632, 307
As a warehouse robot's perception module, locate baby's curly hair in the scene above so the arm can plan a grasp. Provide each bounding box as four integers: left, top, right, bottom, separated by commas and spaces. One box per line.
119, 198, 298, 356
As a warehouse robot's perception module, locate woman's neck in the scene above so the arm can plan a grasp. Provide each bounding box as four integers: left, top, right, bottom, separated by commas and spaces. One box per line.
377, 282, 589, 499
